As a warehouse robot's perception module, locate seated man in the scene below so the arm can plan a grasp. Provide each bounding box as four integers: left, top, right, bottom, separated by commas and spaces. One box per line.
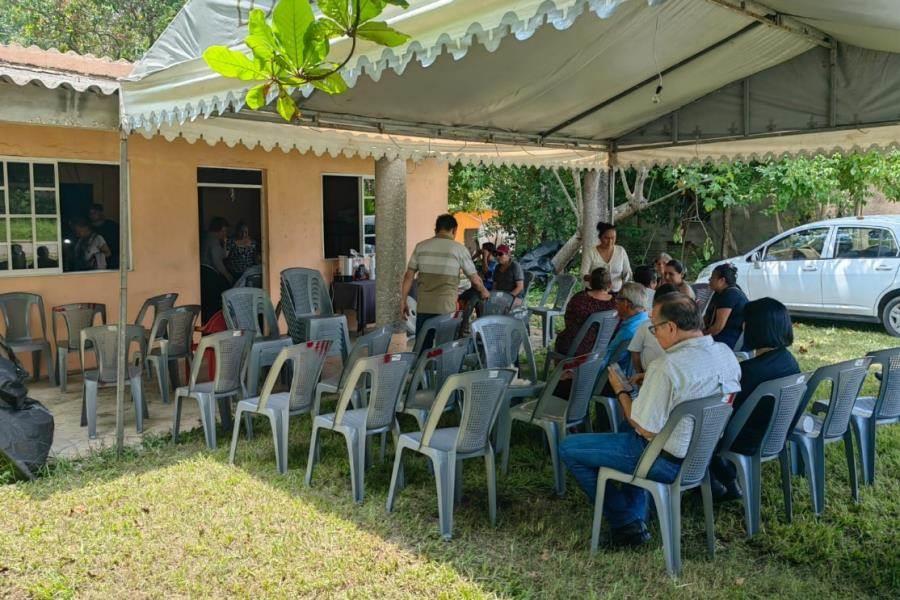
559, 295, 740, 547
491, 244, 525, 302
605, 282, 650, 374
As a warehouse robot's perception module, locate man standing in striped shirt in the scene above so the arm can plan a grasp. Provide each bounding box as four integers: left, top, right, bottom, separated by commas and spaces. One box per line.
401, 214, 490, 334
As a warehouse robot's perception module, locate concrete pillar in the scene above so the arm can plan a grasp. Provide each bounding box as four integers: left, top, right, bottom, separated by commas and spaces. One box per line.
374, 157, 407, 331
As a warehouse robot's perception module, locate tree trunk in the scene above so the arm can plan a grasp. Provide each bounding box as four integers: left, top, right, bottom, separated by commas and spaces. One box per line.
721, 206, 733, 258
580, 169, 606, 275
374, 157, 406, 329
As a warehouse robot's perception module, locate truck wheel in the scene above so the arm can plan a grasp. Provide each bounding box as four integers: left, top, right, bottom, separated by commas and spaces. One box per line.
881, 296, 900, 337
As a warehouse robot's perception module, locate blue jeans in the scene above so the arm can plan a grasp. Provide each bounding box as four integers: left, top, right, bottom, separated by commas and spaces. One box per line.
559, 431, 681, 529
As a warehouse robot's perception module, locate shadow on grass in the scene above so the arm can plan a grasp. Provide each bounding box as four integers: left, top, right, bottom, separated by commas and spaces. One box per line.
8, 402, 899, 598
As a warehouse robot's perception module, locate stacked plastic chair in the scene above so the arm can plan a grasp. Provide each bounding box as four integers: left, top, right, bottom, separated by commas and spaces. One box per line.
280, 268, 350, 361
145, 306, 201, 404
52, 302, 106, 392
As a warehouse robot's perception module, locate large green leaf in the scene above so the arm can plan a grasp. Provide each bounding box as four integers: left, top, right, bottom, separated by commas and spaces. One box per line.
277, 93, 299, 122
303, 21, 332, 66
245, 83, 270, 109
356, 21, 409, 47
358, 0, 386, 24
318, 0, 350, 29
310, 72, 348, 95
273, 0, 314, 67
203, 46, 267, 80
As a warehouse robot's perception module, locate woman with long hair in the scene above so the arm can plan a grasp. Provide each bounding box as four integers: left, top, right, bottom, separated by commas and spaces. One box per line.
582, 221, 632, 292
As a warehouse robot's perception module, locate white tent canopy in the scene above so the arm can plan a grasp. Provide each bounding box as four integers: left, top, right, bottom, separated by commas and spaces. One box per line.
121, 0, 900, 168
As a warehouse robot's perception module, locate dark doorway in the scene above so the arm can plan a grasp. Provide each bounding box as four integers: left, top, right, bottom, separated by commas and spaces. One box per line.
197, 168, 263, 321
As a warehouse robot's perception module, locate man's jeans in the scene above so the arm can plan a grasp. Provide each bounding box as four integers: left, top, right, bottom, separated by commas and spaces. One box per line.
559, 431, 681, 529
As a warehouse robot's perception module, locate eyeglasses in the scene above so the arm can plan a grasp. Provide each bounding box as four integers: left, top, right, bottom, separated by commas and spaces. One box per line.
648, 320, 671, 335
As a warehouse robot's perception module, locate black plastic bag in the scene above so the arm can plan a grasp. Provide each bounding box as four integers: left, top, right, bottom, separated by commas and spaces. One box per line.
518, 240, 564, 284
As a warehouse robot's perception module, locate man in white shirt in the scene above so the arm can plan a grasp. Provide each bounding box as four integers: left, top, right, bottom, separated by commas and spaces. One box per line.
559, 294, 740, 547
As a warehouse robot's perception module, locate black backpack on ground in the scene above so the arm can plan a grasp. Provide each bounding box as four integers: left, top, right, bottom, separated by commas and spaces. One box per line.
0, 336, 54, 480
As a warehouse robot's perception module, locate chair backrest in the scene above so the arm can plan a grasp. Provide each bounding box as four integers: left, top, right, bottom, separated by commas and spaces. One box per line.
635, 394, 733, 488
134, 293, 178, 329
234, 265, 263, 288
222, 288, 280, 341
305, 316, 351, 360
0, 292, 47, 342
801, 357, 872, 439
257, 340, 331, 412
279, 267, 333, 317
481, 291, 515, 316
334, 353, 416, 431
412, 313, 461, 355
534, 352, 605, 424
567, 309, 618, 358
720, 373, 809, 459
148, 306, 201, 357
691, 283, 713, 314
405, 339, 470, 408
52, 303, 106, 349
188, 330, 253, 394
866, 347, 900, 420
80, 324, 147, 383
535, 273, 577, 311
337, 324, 393, 389
470, 315, 538, 378
421, 368, 515, 454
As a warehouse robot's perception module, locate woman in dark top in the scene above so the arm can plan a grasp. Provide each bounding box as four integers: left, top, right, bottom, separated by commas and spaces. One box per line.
554, 267, 616, 356
225, 221, 259, 279
709, 297, 800, 499
704, 263, 748, 349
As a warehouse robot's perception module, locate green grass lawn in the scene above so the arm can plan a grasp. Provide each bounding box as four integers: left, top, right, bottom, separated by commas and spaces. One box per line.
1, 320, 898, 598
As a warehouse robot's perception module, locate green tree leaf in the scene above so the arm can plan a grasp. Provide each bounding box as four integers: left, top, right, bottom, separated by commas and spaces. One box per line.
356, 21, 409, 46
246, 8, 280, 59
245, 83, 271, 109
276, 93, 299, 122
203, 46, 267, 80
303, 21, 332, 66
358, 0, 387, 24
273, 0, 314, 67
310, 72, 348, 94
318, 0, 350, 29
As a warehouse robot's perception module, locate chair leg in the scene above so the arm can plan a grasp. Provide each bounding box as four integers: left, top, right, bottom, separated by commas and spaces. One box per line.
729, 453, 758, 537
31, 350, 42, 381
155, 356, 170, 404
44, 346, 55, 386
433, 454, 455, 540
228, 406, 245, 465
795, 438, 823, 516
172, 393, 184, 442
271, 410, 288, 475
346, 429, 366, 504
590, 471, 610, 554
243, 411, 254, 441
852, 416, 876, 486
57, 348, 67, 392
543, 422, 564, 496
247, 353, 261, 398
85, 380, 99, 439
779, 447, 793, 523
485, 448, 498, 527
497, 399, 512, 476
305, 423, 322, 486
197, 396, 217, 450
700, 474, 716, 558
651, 485, 681, 578
130, 376, 145, 433
386, 444, 406, 512
454, 459, 463, 505
843, 432, 859, 503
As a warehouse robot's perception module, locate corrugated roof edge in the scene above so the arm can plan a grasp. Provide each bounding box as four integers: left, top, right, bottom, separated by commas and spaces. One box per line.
0, 43, 132, 80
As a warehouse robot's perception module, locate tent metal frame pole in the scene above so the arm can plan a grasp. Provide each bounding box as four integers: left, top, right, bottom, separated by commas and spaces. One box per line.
701, 0, 830, 48
540, 22, 762, 138
115, 130, 129, 458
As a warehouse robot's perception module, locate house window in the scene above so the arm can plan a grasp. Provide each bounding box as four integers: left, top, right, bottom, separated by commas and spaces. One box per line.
322, 174, 375, 259
0, 159, 122, 275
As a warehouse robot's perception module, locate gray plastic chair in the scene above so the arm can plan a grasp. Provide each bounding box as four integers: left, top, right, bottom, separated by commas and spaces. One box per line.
305, 352, 416, 503
52, 302, 106, 392
145, 306, 201, 405
279, 268, 349, 359
592, 336, 639, 434
229, 340, 331, 474
79, 324, 147, 439
314, 324, 393, 415
172, 330, 253, 449
590, 394, 733, 577
222, 288, 292, 396
480, 291, 516, 316
386, 368, 515, 540
542, 309, 618, 379
718, 373, 809, 537
399, 339, 470, 430
134, 293, 178, 331
849, 347, 900, 485
233, 264, 263, 288
470, 315, 543, 471
412, 313, 460, 355
528, 274, 577, 348
508, 351, 605, 494
691, 283, 713, 315
792, 356, 871, 516
0, 292, 54, 382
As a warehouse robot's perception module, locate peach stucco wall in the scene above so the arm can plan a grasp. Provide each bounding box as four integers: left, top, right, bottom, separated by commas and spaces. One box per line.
0, 122, 448, 371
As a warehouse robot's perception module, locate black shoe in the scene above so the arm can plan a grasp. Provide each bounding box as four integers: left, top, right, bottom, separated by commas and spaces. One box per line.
712, 479, 743, 502
609, 521, 651, 548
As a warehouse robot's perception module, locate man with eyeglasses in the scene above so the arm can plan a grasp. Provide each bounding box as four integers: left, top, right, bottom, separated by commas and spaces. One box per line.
559, 294, 740, 548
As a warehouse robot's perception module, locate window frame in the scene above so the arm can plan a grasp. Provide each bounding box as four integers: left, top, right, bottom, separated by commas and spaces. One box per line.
762, 226, 832, 262
831, 225, 900, 260
0, 156, 127, 277
320, 172, 375, 259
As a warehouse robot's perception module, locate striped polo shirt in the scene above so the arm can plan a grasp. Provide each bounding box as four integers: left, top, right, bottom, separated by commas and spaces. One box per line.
407, 234, 477, 314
